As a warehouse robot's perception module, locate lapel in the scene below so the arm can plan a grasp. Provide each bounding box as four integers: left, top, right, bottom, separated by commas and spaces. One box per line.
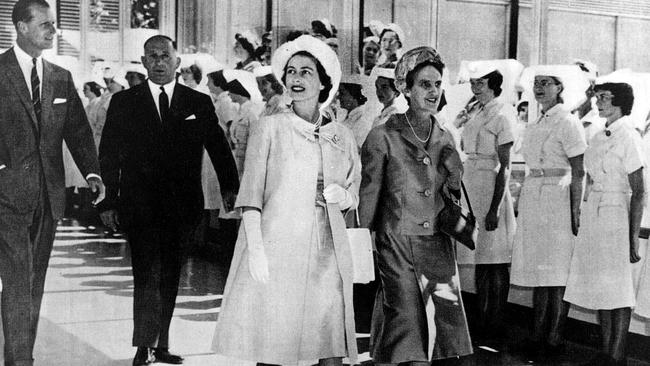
2, 49, 39, 131
426, 117, 446, 159
168, 83, 187, 121
136, 82, 164, 127
389, 114, 446, 162
41, 60, 55, 130
392, 113, 429, 154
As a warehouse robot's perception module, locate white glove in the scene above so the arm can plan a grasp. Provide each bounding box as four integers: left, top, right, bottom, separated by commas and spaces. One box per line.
323, 184, 355, 210
243, 209, 269, 283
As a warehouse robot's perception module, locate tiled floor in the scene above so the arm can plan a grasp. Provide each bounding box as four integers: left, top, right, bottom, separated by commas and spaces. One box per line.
2, 219, 649, 365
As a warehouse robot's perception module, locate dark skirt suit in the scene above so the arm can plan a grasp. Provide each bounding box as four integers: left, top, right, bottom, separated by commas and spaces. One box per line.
359, 114, 473, 363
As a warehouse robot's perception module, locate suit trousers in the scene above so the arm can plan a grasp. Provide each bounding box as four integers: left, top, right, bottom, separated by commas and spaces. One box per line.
0, 176, 55, 366
127, 218, 197, 348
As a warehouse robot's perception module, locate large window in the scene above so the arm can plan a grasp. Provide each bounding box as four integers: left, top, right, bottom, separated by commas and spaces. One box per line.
0, 0, 173, 85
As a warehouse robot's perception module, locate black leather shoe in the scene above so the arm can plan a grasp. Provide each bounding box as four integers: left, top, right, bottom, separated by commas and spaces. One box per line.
153, 348, 184, 364
133, 347, 155, 366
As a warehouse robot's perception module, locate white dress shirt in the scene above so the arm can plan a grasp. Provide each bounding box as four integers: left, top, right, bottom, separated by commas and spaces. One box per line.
13, 44, 42, 98
147, 79, 176, 119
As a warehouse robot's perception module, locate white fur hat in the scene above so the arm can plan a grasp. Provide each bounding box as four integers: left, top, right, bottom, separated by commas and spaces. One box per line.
271, 34, 341, 111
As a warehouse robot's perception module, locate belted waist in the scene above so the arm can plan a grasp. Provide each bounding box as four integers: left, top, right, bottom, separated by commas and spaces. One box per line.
466, 153, 497, 161
590, 184, 629, 194
528, 168, 570, 177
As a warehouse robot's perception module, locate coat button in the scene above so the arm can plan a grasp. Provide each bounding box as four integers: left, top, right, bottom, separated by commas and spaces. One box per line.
422, 157, 431, 165
424, 189, 432, 197
422, 221, 431, 229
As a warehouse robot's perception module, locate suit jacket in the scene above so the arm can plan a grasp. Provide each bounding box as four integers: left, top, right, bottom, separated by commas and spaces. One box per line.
98, 82, 239, 229
0, 48, 99, 218
359, 113, 463, 236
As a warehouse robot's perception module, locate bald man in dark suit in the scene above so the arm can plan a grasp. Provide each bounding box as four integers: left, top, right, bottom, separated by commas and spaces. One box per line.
98, 35, 238, 365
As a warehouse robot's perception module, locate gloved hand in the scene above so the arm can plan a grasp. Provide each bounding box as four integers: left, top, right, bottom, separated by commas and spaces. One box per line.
243, 209, 269, 283
323, 184, 354, 210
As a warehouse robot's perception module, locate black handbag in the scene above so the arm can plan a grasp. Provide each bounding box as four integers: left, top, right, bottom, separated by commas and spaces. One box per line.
437, 182, 478, 250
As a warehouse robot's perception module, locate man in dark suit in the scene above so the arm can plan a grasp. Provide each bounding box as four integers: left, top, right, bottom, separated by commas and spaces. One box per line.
0, 1, 105, 365
98, 35, 239, 366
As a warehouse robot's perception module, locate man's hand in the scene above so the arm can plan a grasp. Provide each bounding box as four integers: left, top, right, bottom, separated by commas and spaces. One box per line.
100, 209, 120, 232
87, 176, 105, 205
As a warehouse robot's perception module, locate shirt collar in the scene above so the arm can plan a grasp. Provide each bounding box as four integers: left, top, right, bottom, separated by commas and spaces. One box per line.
604, 115, 629, 135
537, 103, 567, 123
482, 97, 499, 111
14, 44, 41, 67
147, 79, 176, 97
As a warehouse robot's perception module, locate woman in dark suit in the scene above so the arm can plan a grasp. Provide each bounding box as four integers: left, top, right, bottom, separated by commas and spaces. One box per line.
359, 46, 472, 366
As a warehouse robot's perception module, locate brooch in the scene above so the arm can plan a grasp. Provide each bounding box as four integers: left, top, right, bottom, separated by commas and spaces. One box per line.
332, 134, 340, 144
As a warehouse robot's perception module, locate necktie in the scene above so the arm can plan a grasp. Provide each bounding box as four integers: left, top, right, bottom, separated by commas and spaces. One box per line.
31, 57, 41, 127
159, 86, 169, 122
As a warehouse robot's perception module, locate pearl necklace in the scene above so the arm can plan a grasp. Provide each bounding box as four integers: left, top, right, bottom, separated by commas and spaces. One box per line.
404, 113, 433, 144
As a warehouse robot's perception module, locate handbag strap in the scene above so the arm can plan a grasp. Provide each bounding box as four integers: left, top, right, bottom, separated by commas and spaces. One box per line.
460, 181, 474, 216
344, 209, 361, 227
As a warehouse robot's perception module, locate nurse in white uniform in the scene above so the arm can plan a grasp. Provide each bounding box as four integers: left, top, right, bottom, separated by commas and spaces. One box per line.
565, 82, 646, 366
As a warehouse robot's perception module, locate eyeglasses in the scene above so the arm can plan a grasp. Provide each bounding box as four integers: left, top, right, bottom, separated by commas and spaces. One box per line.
533, 80, 557, 88
594, 93, 614, 102
470, 80, 487, 89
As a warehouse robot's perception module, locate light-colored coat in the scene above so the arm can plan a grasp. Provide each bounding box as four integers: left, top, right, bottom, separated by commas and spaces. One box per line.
213, 110, 361, 364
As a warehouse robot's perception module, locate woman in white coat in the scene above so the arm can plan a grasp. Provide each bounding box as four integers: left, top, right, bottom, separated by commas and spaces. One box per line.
213, 35, 360, 366
564, 82, 645, 366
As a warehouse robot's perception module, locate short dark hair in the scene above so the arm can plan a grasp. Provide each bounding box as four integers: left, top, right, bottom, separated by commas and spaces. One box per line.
126, 71, 146, 82
483, 70, 503, 97
260, 73, 284, 96
376, 76, 399, 95
12, 0, 49, 26
311, 20, 333, 39
405, 60, 445, 91
182, 64, 202, 84
380, 29, 402, 48
84, 81, 102, 97
143, 35, 176, 51
340, 82, 367, 106
282, 51, 332, 103
207, 70, 228, 89
235, 33, 263, 60
594, 82, 634, 116
286, 30, 308, 43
